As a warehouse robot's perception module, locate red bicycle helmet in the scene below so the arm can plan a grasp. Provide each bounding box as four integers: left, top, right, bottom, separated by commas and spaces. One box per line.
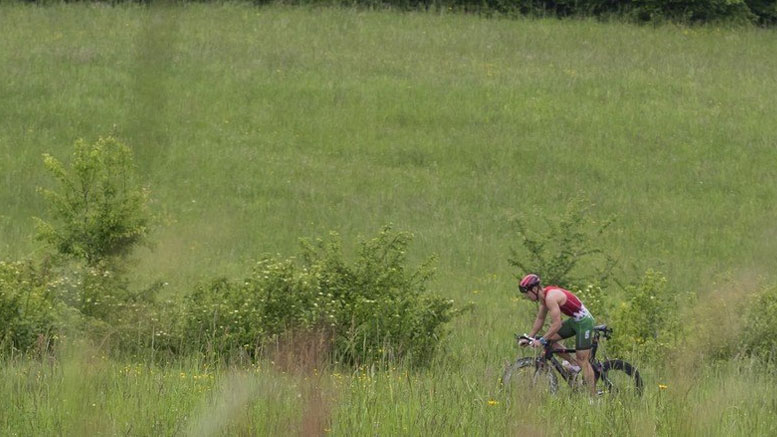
519, 274, 541, 293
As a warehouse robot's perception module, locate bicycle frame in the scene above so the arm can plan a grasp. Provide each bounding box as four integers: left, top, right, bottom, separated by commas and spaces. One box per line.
518, 326, 610, 386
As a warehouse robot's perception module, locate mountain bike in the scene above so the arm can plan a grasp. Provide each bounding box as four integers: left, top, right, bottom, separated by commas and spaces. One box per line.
502, 324, 643, 396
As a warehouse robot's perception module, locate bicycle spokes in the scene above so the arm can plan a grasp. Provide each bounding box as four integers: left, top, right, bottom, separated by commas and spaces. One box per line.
502, 357, 559, 396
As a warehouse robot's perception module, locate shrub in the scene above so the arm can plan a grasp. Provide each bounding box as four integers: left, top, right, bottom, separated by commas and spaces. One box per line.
180, 227, 456, 367
508, 197, 617, 291
0, 258, 165, 358
0, 261, 60, 354
607, 270, 683, 362
741, 284, 777, 360
572, 283, 612, 322
44, 261, 147, 320
35, 136, 152, 268
180, 265, 302, 360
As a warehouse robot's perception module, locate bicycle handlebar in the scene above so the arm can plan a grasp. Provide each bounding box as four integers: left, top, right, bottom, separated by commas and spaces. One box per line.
515, 324, 613, 348
515, 334, 553, 351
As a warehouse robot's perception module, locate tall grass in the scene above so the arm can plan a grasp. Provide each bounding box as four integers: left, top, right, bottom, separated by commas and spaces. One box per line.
1, 3, 777, 435
2, 344, 776, 435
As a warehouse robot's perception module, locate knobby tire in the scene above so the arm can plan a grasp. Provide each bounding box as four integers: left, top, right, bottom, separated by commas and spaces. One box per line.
599, 359, 644, 397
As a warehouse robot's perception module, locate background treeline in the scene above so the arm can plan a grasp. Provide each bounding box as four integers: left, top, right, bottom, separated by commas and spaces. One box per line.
21, 0, 777, 25
359, 0, 777, 25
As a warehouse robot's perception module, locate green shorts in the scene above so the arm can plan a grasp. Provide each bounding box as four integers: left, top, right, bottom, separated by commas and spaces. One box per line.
557, 316, 595, 350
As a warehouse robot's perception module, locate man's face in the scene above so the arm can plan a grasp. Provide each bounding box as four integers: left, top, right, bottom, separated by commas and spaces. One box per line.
523, 286, 539, 302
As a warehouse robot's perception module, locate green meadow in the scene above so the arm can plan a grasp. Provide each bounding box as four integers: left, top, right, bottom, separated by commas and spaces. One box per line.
2, 3, 777, 435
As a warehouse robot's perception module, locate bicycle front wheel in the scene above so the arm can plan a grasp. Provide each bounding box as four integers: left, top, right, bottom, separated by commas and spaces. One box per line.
598, 359, 643, 397
502, 357, 559, 395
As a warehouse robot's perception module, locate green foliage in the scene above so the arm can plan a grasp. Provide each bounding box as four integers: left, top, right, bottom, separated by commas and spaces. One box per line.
255, 0, 770, 23
180, 227, 456, 366
508, 198, 616, 291
0, 261, 59, 354
572, 283, 612, 322
627, 0, 755, 23
742, 284, 777, 360
0, 258, 161, 358
745, 0, 777, 23
608, 270, 682, 362
27, 135, 165, 355
35, 136, 151, 267
46, 261, 158, 324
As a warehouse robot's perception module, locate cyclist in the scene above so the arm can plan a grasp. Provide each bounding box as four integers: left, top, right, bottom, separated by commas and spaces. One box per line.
517, 273, 597, 396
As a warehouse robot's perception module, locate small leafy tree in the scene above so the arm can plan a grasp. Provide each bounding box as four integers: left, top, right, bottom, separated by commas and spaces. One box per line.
508, 197, 616, 290
34, 136, 154, 322
35, 136, 151, 267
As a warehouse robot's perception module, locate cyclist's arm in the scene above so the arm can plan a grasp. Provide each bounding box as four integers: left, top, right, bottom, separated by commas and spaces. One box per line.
528, 305, 548, 338
541, 292, 563, 340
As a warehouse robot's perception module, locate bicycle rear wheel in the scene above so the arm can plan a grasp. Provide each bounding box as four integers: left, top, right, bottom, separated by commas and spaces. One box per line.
502, 357, 559, 395
598, 359, 643, 397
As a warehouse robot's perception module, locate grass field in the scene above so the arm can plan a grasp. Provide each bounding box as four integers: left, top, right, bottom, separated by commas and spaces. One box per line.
2, 3, 777, 435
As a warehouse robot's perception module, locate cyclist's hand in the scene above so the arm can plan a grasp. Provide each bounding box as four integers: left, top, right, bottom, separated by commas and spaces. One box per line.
530, 339, 542, 348
516, 333, 532, 347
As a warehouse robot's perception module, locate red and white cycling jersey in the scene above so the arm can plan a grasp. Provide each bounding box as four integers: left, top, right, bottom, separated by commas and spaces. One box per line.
544, 286, 591, 321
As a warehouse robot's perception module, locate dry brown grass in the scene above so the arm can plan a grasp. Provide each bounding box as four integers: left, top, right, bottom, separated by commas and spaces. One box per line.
267, 328, 334, 376
670, 272, 761, 380
268, 328, 335, 437
185, 328, 337, 436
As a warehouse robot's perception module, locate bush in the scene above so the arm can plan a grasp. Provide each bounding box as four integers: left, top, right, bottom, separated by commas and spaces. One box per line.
508, 197, 617, 291
572, 283, 612, 322
0, 261, 60, 354
607, 270, 683, 362
180, 227, 456, 367
45, 261, 150, 321
741, 284, 777, 360
0, 258, 160, 357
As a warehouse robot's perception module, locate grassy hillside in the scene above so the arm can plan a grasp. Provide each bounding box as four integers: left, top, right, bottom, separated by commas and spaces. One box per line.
1, 3, 777, 435
3, 4, 776, 289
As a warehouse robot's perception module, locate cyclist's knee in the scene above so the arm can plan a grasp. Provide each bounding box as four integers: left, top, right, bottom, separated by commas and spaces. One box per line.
575, 349, 591, 361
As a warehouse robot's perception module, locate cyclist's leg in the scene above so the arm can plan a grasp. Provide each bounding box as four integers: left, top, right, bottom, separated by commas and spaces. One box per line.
554, 319, 576, 364
543, 332, 566, 350
574, 316, 596, 395
576, 348, 595, 395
